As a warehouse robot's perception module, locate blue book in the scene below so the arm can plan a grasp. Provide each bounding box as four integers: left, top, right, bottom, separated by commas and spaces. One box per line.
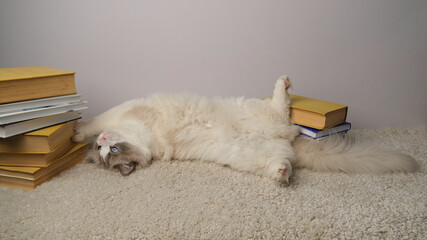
296, 122, 351, 139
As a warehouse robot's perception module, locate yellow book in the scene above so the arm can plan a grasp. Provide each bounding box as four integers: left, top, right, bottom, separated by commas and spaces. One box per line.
0, 143, 87, 190
0, 120, 77, 153
0, 134, 77, 167
263, 94, 348, 130
290, 94, 348, 130
0, 66, 76, 104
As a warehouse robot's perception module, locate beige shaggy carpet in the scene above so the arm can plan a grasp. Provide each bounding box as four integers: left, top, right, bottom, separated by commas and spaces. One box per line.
0, 127, 426, 240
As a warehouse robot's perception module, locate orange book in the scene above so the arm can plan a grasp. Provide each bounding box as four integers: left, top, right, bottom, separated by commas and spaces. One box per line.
0, 136, 76, 167
0, 66, 76, 104
0, 120, 77, 153
290, 94, 348, 130
0, 143, 87, 190
263, 94, 348, 130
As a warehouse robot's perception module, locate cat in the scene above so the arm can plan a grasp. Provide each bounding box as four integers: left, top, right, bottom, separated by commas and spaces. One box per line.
72, 76, 418, 185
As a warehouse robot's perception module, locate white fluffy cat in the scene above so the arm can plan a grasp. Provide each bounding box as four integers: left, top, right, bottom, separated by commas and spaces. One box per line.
73, 76, 418, 185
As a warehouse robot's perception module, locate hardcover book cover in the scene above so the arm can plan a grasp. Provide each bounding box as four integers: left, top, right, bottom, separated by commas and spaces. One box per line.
297, 122, 352, 139
0, 66, 76, 104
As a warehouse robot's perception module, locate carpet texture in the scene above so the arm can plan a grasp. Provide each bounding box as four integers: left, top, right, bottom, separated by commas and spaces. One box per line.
0, 127, 426, 240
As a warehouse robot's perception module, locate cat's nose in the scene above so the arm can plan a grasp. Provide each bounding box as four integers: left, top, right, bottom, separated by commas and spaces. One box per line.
99, 132, 110, 141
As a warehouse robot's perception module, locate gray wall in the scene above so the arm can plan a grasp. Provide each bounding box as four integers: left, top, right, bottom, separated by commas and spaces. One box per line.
1, 0, 426, 129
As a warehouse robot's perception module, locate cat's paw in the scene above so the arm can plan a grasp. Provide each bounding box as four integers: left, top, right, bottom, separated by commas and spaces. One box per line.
276, 76, 292, 91
268, 160, 293, 186
72, 132, 85, 142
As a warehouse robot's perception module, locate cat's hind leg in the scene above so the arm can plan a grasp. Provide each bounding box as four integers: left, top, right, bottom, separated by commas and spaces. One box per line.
258, 138, 295, 185
272, 76, 292, 123
179, 134, 296, 185
227, 137, 295, 185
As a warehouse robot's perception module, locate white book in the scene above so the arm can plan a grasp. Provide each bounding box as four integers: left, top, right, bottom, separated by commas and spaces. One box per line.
0, 94, 82, 114
0, 111, 81, 138
0, 101, 87, 125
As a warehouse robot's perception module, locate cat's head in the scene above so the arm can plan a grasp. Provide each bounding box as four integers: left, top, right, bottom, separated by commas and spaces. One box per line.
86, 125, 153, 176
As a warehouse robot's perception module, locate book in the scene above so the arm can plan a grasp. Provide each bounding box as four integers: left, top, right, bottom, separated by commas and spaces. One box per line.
0, 100, 87, 125
0, 143, 87, 190
0, 94, 82, 113
290, 94, 348, 130
0, 120, 77, 153
0, 111, 81, 138
0, 135, 76, 167
0, 66, 76, 104
262, 95, 348, 129
297, 122, 352, 139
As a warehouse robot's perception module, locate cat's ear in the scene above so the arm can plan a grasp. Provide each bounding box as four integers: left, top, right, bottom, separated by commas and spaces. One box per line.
115, 162, 137, 176
85, 156, 96, 163
84, 140, 100, 164
85, 148, 100, 164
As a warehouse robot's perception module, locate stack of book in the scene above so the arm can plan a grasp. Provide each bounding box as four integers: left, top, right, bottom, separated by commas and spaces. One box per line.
0, 66, 88, 190
290, 94, 351, 140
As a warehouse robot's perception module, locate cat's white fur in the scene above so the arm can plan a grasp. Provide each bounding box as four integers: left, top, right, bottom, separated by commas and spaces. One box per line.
73, 76, 418, 185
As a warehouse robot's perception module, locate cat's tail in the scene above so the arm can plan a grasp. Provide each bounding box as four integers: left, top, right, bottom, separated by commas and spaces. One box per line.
292, 135, 419, 173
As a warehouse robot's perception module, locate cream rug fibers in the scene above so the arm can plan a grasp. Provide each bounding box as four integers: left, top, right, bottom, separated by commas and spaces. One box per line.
0, 127, 426, 240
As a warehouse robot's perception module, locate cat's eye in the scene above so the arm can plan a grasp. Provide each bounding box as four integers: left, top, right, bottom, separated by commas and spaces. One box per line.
97, 146, 102, 151
110, 147, 119, 153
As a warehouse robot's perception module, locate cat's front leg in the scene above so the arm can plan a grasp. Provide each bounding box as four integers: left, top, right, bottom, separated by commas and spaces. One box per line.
72, 119, 109, 142
72, 121, 95, 142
